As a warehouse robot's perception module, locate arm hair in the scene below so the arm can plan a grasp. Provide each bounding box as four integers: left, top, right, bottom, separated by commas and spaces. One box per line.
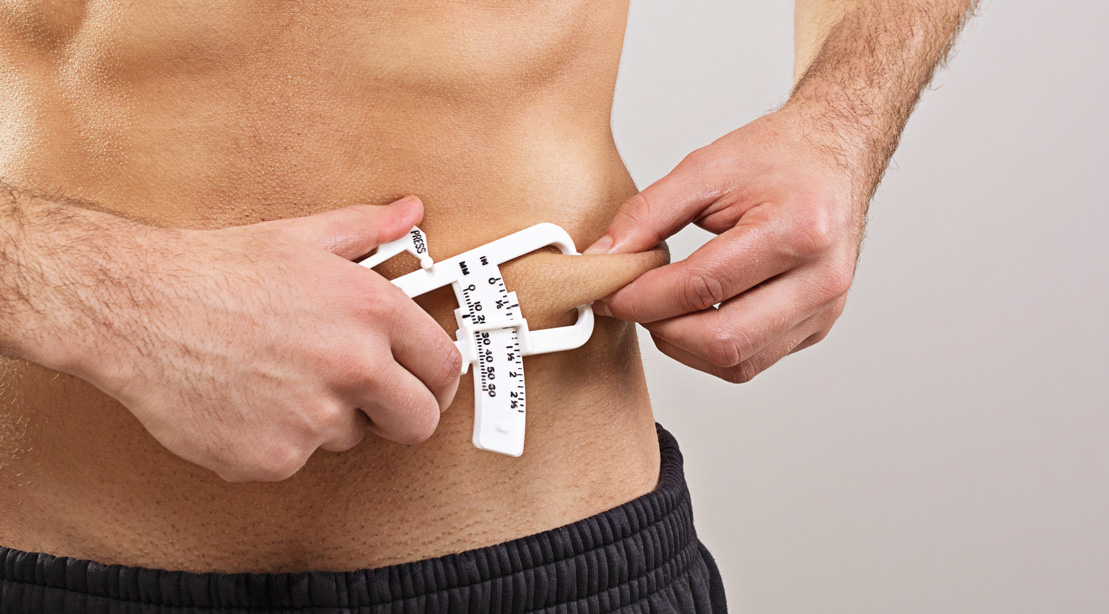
0, 180, 150, 367
790, 0, 980, 204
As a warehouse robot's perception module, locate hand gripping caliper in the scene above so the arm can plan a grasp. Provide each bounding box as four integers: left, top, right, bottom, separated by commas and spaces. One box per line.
359, 224, 594, 457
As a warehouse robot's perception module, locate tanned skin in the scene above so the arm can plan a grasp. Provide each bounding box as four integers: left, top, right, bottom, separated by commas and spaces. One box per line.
0, 1, 975, 573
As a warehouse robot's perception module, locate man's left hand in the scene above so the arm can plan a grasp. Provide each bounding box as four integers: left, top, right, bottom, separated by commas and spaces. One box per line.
585, 104, 868, 383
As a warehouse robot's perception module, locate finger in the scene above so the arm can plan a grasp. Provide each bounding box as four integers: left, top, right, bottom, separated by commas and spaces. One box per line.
584, 151, 725, 255
790, 327, 832, 355
357, 365, 442, 445
642, 270, 828, 368
262, 196, 424, 260
651, 312, 825, 384
787, 295, 845, 355
388, 299, 463, 412
651, 333, 750, 382
602, 211, 799, 323
317, 407, 371, 453
732, 313, 834, 379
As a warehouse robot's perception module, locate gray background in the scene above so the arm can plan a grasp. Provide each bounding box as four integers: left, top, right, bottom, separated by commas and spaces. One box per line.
611, 1, 1109, 612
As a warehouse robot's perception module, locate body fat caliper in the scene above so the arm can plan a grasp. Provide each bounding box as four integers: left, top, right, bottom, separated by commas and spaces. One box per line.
359, 224, 594, 457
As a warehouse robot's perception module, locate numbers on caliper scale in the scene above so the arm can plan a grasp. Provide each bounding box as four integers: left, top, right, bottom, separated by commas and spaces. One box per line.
358, 224, 594, 457
476, 328, 525, 411
455, 262, 527, 442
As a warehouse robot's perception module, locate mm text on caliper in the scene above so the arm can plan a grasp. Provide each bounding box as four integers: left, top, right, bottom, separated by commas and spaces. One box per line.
359, 224, 595, 457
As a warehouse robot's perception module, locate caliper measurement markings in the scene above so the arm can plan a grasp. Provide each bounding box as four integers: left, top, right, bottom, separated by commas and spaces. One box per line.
460, 264, 527, 419
504, 329, 525, 413
365, 223, 595, 456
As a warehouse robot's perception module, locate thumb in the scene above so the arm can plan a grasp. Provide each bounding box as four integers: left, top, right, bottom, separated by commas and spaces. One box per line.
264, 196, 423, 260
583, 154, 714, 255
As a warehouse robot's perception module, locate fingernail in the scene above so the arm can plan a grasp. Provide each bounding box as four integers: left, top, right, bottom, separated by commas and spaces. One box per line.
393, 195, 419, 206
583, 234, 614, 255
593, 301, 612, 317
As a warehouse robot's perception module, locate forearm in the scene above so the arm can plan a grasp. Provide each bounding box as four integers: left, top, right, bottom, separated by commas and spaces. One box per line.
0, 182, 149, 370
790, 0, 978, 201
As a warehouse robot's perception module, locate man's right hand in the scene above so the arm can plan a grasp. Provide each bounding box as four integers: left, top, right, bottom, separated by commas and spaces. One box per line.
62, 196, 462, 482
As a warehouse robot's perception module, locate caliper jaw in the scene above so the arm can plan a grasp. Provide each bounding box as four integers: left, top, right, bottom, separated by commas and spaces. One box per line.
360, 223, 594, 457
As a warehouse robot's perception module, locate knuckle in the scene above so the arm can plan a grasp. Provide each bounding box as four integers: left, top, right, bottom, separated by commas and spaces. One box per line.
679, 147, 712, 172
395, 401, 440, 445
209, 436, 311, 483
681, 269, 727, 312
345, 427, 368, 450
248, 442, 309, 482
825, 265, 855, 297
196, 439, 254, 483
806, 264, 854, 303
788, 208, 838, 257
344, 205, 386, 244
358, 284, 396, 319
324, 424, 367, 453
612, 191, 676, 250
792, 328, 831, 355
349, 204, 381, 222
329, 351, 380, 393
722, 360, 761, 385
827, 294, 848, 319
808, 328, 832, 346
614, 193, 657, 233
433, 343, 463, 390
302, 400, 346, 435
706, 326, 752, 368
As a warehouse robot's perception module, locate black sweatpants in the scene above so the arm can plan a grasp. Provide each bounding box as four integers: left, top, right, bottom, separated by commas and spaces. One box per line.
0, 424, 727, 613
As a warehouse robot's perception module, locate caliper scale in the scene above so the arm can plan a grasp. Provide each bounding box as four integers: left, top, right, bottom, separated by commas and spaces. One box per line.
359, 224, 594, 457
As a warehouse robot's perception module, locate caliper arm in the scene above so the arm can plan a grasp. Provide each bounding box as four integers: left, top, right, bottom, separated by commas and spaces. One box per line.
359, 224, 594, 456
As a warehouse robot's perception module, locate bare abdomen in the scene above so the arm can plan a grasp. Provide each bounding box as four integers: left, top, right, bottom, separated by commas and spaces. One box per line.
0, 0, 663, 572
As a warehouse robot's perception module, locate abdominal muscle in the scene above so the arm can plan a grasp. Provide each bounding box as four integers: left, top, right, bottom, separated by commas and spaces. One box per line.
0, 0, 665, 572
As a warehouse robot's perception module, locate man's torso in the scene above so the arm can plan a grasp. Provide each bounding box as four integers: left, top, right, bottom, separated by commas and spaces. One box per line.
0, 0, 663, 573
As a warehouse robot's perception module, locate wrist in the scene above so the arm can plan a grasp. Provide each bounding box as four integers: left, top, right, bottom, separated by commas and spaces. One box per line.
47, 221, 175, 383
780, 85, 897, 205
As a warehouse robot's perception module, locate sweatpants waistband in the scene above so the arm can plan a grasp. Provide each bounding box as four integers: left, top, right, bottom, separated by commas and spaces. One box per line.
0, 424, 726, 613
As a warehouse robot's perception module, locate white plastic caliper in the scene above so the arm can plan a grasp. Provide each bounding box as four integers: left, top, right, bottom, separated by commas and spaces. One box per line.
359, 224, 594, 457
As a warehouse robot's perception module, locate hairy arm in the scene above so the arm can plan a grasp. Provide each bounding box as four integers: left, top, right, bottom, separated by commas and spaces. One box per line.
588, 0, 978, 382
0, 182, 148, 369
792, 0, 979, 205
0, 182, 461, 480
